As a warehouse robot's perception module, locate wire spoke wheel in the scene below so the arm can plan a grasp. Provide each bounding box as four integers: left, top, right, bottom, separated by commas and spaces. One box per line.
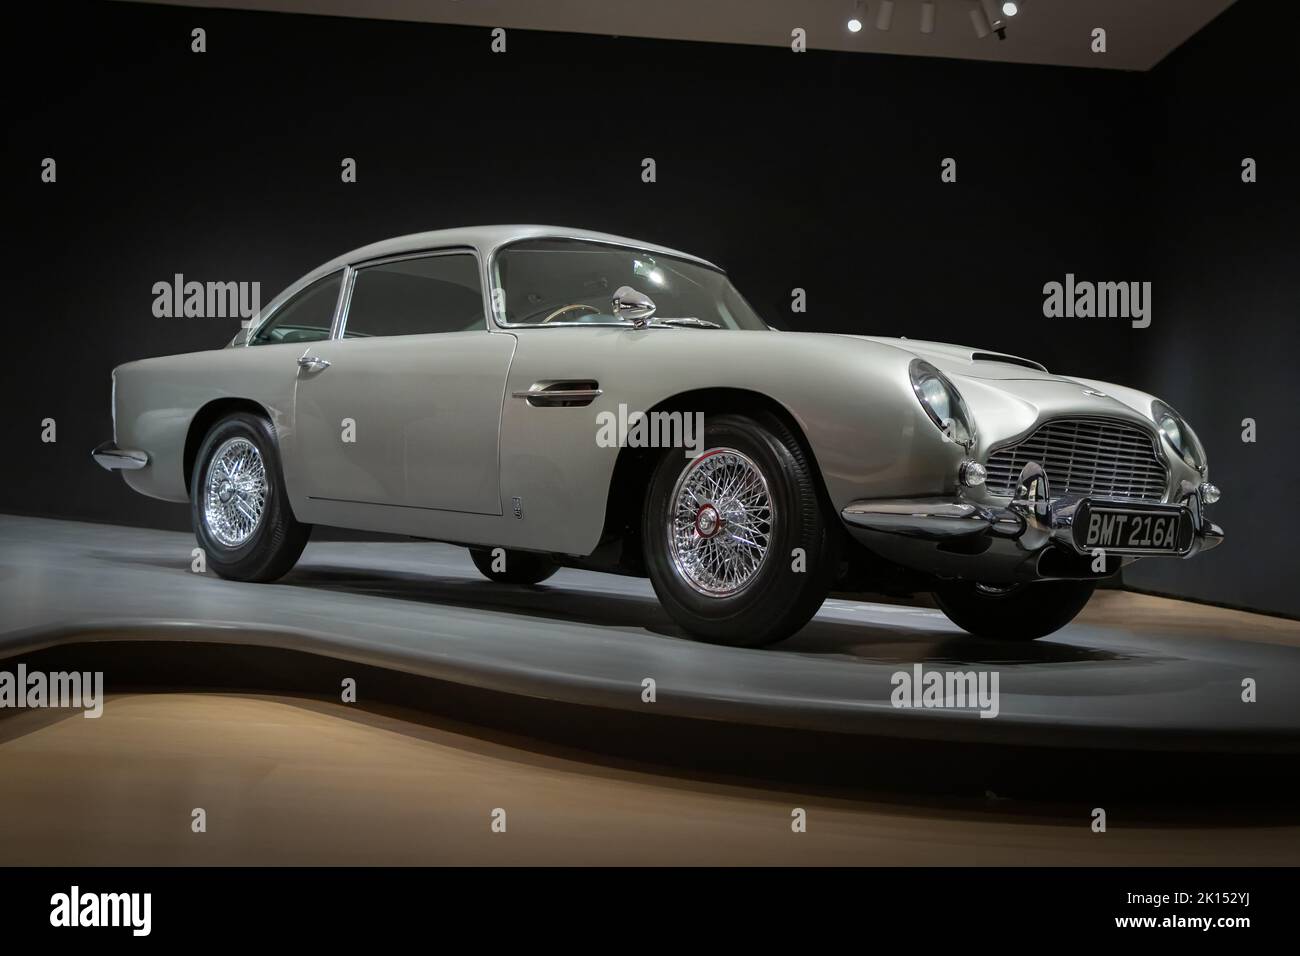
203, 437, 269, 547
667, 447, 774, 597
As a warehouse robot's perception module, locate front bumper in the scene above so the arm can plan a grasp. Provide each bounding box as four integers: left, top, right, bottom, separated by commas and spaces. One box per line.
841, 463, 1223, 582
91, 441, 149, 471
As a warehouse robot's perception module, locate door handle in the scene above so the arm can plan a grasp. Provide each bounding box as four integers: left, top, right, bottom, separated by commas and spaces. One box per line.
512, 381, 601, 407
297, 355, 331, 372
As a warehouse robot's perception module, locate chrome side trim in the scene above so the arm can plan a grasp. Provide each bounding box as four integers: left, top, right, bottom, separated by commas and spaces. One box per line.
92, 441, 149, 471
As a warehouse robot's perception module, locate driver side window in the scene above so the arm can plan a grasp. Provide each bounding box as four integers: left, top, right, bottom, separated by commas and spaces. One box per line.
342, 253, 484, 338
249, 272, 342, 346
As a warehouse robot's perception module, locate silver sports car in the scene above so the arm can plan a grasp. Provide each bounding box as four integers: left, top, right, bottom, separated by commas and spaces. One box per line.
94, 226, 1223, 646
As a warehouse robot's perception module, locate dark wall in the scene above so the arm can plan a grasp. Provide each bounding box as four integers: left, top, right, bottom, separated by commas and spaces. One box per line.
1120, 0, 1300, 615
3, 2, 1293, 614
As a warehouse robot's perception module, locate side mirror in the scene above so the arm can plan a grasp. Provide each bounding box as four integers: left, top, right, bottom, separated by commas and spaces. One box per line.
611, 285, 657, 328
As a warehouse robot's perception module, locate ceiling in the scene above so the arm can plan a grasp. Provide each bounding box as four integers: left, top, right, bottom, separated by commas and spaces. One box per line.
137, 0, 1236, 71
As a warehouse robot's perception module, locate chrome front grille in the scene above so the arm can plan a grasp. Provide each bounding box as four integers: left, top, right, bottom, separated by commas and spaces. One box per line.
985, 418, 1168, 502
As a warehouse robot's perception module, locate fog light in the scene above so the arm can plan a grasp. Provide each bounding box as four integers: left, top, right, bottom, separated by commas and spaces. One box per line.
960, 459, 987, 487
1200, 481, 1221, 505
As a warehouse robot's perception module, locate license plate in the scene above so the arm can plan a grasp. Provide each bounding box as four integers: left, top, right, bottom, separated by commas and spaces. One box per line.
1076, 504, 1188, 553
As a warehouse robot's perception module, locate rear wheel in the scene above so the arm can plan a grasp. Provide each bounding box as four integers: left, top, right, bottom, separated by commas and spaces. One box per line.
190, 412, 310, 582
642, 413, 836, 647
933, 580, 1097, 641
469, 547, 559, 585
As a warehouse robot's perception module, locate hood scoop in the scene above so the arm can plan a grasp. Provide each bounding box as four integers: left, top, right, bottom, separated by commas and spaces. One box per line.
969, 351, 1047, 372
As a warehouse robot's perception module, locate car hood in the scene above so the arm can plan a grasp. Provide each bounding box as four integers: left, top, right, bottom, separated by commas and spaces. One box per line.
839, 334, 1159, 441
853, 336, 1060, 381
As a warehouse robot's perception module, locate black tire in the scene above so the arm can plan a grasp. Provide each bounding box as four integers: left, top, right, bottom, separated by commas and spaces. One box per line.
469, 547, 559, 585
933, 580, 1097, 641
190, 412, 311, 582
642, 412, 836, 648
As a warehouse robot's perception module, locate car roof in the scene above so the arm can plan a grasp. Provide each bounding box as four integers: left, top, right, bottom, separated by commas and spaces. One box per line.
247, 225, 722, 328
319, 224, 718, 276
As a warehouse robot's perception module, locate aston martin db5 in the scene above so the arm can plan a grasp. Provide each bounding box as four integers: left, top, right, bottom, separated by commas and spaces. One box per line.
94, 226, 1223, 646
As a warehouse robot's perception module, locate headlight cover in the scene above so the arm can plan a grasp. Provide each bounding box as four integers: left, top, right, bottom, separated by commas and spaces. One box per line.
1151, 399, 1206, 471
909, 359, 974, 448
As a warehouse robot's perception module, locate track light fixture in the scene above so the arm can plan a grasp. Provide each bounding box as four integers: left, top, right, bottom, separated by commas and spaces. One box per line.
920, 1, 935, 35
972, 0, 1015, 41
876, 0, 894, 31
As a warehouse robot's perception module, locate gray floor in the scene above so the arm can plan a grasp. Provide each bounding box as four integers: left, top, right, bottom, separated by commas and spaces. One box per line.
2, 514, 1297, 751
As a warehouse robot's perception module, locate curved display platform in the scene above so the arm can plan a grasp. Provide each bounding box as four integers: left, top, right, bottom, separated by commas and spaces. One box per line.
2, 515, 1298, 755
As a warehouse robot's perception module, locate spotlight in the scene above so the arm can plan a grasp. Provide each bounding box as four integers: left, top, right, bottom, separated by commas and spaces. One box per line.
1002, 1, 1019, 15
970, 5, 991, 38
848, 1, 865, 33
920, 1, 935, 34
876, 0, 894, 31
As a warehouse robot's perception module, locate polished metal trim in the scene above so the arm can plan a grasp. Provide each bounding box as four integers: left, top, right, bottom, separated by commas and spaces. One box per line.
512, 382, 603, 407
202, 437, 269, 548
611, 285, 657, 327
667, 447, 774, 598
841, 487, 1213, 559
1011, 461, 1052, 550
330, 265, 355, 339
297, 355, 331, 372
91, 441, 149, 472
840, 499, 1006, 539
984, 416, 1169, 503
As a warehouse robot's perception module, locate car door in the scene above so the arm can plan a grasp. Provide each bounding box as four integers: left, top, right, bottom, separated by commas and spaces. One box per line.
291, 249, 515, 516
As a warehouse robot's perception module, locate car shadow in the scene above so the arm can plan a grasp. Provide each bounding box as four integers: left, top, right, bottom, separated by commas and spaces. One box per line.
88, 548, 1128, 666
280, 564, 1126, 666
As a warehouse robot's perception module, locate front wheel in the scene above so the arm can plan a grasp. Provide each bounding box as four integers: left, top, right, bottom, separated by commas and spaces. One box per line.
190, 412, 311, 582
642, 413, 836, 648
933, 580, 1097, 641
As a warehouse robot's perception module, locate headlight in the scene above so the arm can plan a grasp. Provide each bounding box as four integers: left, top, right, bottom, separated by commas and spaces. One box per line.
1151, 399, 1206, 471
909, 359, 974, 447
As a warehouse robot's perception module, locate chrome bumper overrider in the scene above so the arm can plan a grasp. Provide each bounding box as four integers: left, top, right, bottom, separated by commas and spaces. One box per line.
92, 441, 149, 471
841, 462, 1224, 559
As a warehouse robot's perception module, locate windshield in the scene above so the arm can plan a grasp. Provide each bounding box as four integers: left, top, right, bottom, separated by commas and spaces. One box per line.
492, 238, 768, 329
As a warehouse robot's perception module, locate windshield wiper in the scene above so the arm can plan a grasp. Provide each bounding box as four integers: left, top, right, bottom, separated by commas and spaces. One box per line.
647, 317, 721, 329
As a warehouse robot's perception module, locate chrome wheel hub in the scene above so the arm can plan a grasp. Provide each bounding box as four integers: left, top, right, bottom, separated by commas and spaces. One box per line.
203, 437, 268, 548
668, 448, 774, 598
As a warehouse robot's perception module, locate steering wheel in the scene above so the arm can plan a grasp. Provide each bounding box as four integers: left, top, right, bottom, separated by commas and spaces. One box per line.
541, 303, 600, 324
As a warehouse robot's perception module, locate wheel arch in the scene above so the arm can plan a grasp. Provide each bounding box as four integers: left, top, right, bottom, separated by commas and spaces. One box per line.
183, 397, 276, 497
597, 387, 834, 574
